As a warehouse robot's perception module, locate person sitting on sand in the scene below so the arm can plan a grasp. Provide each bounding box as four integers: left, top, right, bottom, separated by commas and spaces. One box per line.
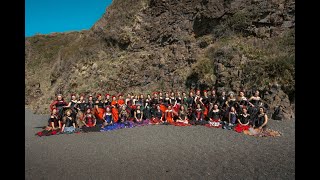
36, 108, 61, 137
48, 108, 59, 129
117, 94, 125, 110
243, 107, 281, 137
150, 105, 164, 124
224, 106, 237, 130
164, 105, 174, 124
81, 108, 101, 132
82, 108, 96, 128
119, 105, 130, 127
134, 105, 144, 124
176, 105, 189, 124
111, 95, 119, 123
207, 104, 222, 128
253, 107, 268, 130
101, 107, 113, 128
61, 109, 76, 133
191, 103, 206, 125
234, 107, 250, 133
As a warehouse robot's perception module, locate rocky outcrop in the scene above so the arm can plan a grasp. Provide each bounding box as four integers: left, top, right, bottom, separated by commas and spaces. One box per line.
25, 0, 295, 120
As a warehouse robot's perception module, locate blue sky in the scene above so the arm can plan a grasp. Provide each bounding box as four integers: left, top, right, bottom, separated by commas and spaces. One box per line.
25, 0, 112, 37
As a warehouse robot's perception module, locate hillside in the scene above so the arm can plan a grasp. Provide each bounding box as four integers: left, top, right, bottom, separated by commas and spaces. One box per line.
25, 0, 295, 119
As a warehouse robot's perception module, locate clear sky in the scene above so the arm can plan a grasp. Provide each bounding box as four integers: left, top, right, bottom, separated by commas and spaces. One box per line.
25, 0, 113, 37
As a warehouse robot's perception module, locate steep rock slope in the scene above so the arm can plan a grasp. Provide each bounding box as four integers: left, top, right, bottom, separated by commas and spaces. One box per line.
25, 0, 295, 119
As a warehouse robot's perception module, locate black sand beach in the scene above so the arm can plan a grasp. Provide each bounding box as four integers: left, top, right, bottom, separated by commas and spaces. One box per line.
25, 109, 295, 179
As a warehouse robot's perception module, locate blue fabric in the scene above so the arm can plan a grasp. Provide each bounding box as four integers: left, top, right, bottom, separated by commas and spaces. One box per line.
64, 126, 75, 133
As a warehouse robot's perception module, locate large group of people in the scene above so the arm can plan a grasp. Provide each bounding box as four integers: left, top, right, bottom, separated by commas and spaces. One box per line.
36, 89, 280, 137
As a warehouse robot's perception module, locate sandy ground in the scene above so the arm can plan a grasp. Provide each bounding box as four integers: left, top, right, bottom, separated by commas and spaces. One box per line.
25, 109, 295, 180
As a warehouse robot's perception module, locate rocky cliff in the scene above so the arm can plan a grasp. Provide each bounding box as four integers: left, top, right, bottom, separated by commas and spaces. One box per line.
25, 0, 295, 119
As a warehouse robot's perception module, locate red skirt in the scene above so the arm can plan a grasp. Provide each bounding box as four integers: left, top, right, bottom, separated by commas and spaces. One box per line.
234, 124, 250, 133
111, 108, 119, 123
94, 108, 105, 120
173, 104, 180, 114
150, 117, 162, 124
203, 105, 209, 117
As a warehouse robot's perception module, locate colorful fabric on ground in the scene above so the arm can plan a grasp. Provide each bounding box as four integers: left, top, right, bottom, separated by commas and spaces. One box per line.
234, 124, 250, 133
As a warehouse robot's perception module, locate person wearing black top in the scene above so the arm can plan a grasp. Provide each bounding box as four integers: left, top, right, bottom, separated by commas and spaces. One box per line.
176, 105, 189, 124
217, 91, 227, 109
253, 107, 268, 130
48, 108, 59, 129
104, 94, 112, 107
217, 91, 227, 121
63, 94, 78, 123
75, 94, 87, 128
248, 90, 263, 118
200, 90, 210, 120
86, 95, 95, 110
95, 94, 105, 122
208, 104, 221, 121
234, 107, 251, 133
176, 91, 182, 105
150, 92, 159, 117
49, 94, 68, 121
144, 94, 152, 120
134, 105, 144, 124
209, 89, 217, 107
61, 109, 76, 133
150, 105, 164, 124
186, 91, 194, 108
207, 104, 222, 127
163, 92, 170, 107
191, 104, 206, 125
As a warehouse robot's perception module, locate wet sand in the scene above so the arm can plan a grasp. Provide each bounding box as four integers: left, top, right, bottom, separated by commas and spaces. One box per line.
25, 109, 295, 180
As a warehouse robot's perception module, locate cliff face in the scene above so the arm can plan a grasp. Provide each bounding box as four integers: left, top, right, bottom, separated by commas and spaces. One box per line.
25, 0, 295, 119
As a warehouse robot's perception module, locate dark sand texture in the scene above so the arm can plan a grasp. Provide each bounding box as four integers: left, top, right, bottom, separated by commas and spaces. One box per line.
25, 109, 295, 180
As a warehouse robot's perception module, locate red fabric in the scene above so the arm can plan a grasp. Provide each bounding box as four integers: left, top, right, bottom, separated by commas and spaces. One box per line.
111, 108, 119, 123
234, 124, 250, 133
150, 117, 162, 124
173, 122, 191, 126
49, 100, 58, 111
94, 108, 105, 120
118, 99, 125, 106
203, 105, 208, 117
111, 100, 117, 106
166, 111, 174, 124
173, 104, 180, 114
160, 104, 167, 119
160, 104, 167, 113
36, 132, 43, 136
